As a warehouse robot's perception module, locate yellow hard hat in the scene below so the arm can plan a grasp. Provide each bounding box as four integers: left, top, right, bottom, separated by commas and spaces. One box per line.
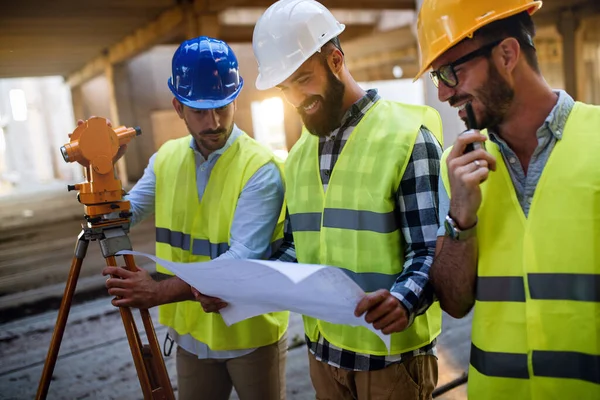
414, 0, 542, 80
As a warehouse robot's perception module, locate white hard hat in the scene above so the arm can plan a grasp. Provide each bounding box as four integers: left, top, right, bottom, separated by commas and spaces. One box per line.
252, 0, 345, 90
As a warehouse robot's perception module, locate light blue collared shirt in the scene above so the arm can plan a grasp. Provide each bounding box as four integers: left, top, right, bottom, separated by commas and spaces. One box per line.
126, 125, 285, 358
437, 90, 575, 235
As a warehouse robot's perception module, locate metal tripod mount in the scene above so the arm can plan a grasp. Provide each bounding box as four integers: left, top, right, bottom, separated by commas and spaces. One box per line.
36, 211, 175, 400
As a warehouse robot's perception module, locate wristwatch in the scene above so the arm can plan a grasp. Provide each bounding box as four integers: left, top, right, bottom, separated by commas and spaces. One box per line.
444, 213, 477, 241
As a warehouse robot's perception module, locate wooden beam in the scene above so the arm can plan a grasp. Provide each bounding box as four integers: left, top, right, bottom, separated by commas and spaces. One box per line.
341, 26, 415, 57
346, 46, 417, 71
217, 23, 376, 43
66, 6, 184, 87
533, 0, 600, 26
351, 62, 419, 82
199, 0, 415, 13
104, 61, 129, 185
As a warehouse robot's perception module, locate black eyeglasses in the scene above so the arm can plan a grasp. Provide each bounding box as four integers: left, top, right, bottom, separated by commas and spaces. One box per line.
429, 39, 503, 88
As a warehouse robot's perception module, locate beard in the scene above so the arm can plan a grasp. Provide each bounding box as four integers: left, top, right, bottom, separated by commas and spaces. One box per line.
186, 120, 232, 153
451, 61, 514, 130
297, 62, 345, 137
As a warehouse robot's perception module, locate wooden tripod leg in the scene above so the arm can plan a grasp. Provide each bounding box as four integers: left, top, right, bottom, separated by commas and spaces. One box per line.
123, 254, 175, 400
105, 255, 156, 399
36, 232, 89, 400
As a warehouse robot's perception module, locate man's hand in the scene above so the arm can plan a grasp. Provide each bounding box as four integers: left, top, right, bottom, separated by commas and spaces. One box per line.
191, 287, 228, 313
76, 117, 127, 162
447, 130, 496, 228
354, 289, 409, 334
103, 266, 160, 309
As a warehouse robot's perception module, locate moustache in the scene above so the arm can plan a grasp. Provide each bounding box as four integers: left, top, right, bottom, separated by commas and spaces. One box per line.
449, 96, 472, 108
199, 128, 226, 136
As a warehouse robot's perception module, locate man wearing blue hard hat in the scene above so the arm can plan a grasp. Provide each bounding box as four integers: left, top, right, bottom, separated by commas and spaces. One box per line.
103, 36, 289, 400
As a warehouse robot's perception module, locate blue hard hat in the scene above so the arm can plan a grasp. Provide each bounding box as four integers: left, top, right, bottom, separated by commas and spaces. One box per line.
168, 36, 244, 109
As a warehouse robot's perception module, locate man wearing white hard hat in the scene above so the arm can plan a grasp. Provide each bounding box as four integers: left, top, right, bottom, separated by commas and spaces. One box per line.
252, 0, 444, 398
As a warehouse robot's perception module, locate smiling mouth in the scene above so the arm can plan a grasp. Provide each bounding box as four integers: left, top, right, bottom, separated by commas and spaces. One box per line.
303, 99, 320, 114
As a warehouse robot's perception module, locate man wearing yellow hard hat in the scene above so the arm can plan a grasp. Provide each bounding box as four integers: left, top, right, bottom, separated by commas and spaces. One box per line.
252, 0, 445, 398
415, 0, 600, 399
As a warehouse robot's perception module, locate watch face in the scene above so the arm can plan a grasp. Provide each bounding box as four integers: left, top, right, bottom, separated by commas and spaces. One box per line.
444, 216, 457, 239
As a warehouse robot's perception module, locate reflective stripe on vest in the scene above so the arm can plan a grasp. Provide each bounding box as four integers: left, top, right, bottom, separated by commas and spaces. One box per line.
476, 274, 600, 302
290, 209, 398, 233
471, 343, 600, 384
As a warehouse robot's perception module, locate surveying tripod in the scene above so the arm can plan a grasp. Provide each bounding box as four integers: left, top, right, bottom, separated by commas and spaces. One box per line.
36, 117, 174, 400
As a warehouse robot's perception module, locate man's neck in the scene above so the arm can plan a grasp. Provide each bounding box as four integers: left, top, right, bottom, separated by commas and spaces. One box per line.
195, 141, 213, 160
340, 77, 367, 117
496, 76, 558, 171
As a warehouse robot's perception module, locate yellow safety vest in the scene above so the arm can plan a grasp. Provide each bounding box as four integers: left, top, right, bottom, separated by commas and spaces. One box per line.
286, 100, 443, 355
154, 133, 288, 351
440, 102, 600, 399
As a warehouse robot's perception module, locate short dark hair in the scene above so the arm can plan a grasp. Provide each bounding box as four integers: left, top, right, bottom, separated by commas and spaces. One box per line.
325, 36, 344, 56
473, 11, 540, 73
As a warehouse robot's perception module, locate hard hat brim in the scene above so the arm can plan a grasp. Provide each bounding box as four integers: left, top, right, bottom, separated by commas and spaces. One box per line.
168, 78, 244, 109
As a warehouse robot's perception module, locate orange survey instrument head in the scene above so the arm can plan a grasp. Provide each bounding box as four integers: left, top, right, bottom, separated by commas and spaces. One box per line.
60, 117, 141, 218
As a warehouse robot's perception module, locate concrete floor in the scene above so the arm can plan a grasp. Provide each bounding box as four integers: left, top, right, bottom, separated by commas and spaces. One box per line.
0, 304, 470, 400
0, 188, 471, 399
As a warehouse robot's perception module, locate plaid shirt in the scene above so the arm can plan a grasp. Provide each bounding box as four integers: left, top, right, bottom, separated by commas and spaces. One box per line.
272, 89, 441, 371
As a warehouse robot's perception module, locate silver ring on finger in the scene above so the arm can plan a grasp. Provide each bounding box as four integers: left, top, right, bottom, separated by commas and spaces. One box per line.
474, 160, 481, 168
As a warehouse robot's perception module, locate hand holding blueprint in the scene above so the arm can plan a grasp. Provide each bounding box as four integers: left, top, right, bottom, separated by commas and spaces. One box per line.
118, 250, 391, 351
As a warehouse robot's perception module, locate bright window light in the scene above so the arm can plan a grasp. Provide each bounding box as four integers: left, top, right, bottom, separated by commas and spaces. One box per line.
251, 97, 287, 158
9, 89, 28, 121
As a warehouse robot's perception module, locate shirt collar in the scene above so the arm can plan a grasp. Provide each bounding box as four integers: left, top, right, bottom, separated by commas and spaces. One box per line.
189, 124, 242, 161
340, 88, 380, 126
322, 89, 380, 139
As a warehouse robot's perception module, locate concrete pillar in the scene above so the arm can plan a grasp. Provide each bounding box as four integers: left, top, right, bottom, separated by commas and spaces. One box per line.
414, 0, 465, 148
557, 9, 581, 100
105, 61, 129, 186
283, 100, 302, 150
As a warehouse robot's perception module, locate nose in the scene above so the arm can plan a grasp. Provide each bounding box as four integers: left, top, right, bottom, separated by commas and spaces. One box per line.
437, 80, 456, 103
205, 109, 220, 129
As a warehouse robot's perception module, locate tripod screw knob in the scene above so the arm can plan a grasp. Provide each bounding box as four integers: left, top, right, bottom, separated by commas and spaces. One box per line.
67, 185, 77, 192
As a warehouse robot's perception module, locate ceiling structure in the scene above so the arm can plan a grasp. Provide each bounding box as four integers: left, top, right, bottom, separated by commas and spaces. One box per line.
1, 0, 599, 86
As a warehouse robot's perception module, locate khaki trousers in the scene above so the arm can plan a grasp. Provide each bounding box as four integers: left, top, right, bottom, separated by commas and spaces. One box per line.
308, 351, 438, 400
176, 335, 287, 400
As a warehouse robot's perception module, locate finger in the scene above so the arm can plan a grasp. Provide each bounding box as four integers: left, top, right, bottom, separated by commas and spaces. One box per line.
449, 130, 486, 159
107, 287, 130, 297
102, 266, 133, 278
382, 320, 407, 335
462, 167, 490, 186
111, 297, 131, 308
76, 119, 85, 126
202, 304, 221, 313
372, 308, 406, 331
364, 297, 397, 323
105, 277, 130, 289
448, 148, 494, 171
197, 295, 223, 304
454, 160, 484, 178
354, 289, 388, 316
